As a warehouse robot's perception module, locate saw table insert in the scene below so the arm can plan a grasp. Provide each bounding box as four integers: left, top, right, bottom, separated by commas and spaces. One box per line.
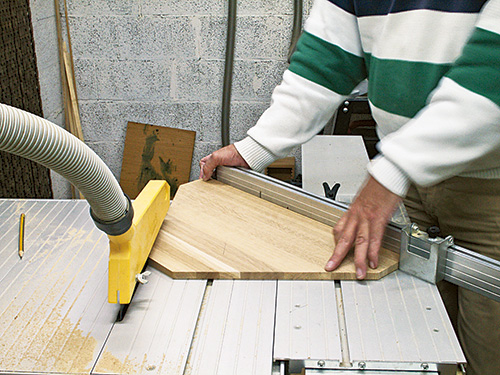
149, 179, 399, 280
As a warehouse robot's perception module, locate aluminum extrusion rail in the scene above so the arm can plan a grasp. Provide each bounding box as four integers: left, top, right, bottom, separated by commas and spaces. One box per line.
216, 166, 500, 302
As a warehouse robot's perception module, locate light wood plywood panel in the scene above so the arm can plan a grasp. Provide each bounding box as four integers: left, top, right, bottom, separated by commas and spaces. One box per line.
149, 180, 399, 280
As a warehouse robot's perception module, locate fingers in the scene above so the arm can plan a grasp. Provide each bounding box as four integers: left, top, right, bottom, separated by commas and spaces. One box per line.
199, 144, 250, 181
199, 153, 219, 181
324, 176, 402, 280
199, 156, 210, 180
367, 220, 386, 269
327, 212, 370, 279
353, 220, 370, 279
326, 214, 352, 271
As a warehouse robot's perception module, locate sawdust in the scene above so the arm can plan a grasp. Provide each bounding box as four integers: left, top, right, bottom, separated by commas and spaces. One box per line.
0, 290, 97, 373
96, 350, 126, 373
0, 303, 99, 373
0, 239, 108, 373
0, 272, 68, 368
1, 301, 132, 374
51, 317, 98, 373
94, 350, 143, 374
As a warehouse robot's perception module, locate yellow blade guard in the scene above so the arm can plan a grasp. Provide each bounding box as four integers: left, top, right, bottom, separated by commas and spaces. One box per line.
107, 180, 170, 304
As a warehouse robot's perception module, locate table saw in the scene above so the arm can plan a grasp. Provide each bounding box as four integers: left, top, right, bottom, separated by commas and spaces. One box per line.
5, 165, 500, 375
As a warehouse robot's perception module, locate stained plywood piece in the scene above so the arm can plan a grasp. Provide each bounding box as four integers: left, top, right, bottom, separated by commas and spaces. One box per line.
120, 122, 196, 199
149, 179, 399, 280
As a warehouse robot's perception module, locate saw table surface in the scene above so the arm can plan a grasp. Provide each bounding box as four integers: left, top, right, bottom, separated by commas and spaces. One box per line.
0, 199, 465, 375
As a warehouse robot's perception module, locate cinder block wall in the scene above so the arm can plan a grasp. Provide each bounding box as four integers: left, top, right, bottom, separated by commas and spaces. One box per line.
35, 0, 313, 196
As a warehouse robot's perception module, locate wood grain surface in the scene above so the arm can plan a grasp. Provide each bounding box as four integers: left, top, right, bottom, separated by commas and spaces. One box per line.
149, 179, 399, 280
120, 122, 195, 199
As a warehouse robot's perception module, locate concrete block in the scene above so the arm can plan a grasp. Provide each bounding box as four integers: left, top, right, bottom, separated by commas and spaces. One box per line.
79, 99, 220, 144
30, 0, 58, 20
290, 146, 302, 176
78, 101, 127, 143
235, 16, 291, 59
127, 16, 198, 59
96, 59, 172, 101
237, 0, 293, 15
199, 15, 292, 60
229, 101, 268, 143
32, 16, 58, 64
31, 14, 63, 124
71, 15, 196, 60
69, 16, 128, 59
304, 0, 314, 15
38, 65, 63, 122
140, 0, 224, 16
174, 59, 224, 101
198, 16, 226, 60
65, 0, 140, 16
150, 102, 220, 143
232, 59, 287, 100
73, 58, 99, 100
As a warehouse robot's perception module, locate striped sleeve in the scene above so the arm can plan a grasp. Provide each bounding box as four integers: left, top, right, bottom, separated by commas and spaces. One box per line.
235, 0, 367, 171
446, 1, 500, 107
289, 0, 367, 94
370, 0, 500, 195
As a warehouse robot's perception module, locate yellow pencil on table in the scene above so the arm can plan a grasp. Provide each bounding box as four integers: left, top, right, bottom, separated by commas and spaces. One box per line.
19, 213, 25, 259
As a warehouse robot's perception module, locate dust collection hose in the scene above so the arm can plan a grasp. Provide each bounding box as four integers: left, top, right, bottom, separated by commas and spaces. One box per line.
0, 103, 133, 236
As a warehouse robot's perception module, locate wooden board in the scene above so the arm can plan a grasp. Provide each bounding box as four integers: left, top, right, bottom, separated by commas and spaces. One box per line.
120, 122, 195, 199
149, 179, 399, 280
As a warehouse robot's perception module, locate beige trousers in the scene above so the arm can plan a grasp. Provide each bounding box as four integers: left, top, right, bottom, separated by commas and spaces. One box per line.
404, 177, 500, 375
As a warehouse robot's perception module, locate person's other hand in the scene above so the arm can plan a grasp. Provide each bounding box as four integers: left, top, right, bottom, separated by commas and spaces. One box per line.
199, 144, 250, 180
325, 176, 402, 279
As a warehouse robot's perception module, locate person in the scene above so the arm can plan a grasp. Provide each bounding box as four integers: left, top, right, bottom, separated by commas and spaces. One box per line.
199, 1, 500, 373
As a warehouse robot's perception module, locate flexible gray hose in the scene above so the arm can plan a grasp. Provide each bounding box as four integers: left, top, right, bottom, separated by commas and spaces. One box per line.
0, 103, 129, 225
221, 0, 237, 147
288, 0, 303, 63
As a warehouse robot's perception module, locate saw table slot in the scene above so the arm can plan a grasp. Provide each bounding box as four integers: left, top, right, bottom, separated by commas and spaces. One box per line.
185, 280, 277, 374
274, 280, 342, 364
341, 271, 464, 370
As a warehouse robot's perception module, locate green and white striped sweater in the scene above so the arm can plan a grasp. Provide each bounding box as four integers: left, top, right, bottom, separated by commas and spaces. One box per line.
235, 0, 500, 197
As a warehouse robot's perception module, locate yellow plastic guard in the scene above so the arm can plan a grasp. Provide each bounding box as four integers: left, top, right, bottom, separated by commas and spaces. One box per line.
107, 180, 170, 304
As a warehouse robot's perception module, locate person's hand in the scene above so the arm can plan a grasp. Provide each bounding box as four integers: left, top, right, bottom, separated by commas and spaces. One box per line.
199, 144, 250, 180
325, 176, 402, 279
